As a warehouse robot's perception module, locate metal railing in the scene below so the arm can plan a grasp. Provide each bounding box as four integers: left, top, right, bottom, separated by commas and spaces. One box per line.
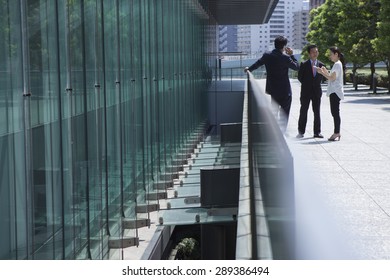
235, 72, 295, 259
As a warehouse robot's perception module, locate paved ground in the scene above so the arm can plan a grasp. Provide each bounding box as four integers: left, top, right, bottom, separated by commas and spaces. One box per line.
282, 80, 390, 259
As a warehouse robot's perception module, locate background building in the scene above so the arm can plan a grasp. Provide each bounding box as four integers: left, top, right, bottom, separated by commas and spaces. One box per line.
310, 0, 326, 9
292, 0, 310, 51
219, 25, 238, 53
232, 0, 306, 57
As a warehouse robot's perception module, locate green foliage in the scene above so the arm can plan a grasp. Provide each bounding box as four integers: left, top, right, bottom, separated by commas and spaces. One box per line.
306, 0, 343, 64
373, 0, 390, 57
345, 71, 389, 89
372, 0, 390, 91
337, 0, 381, 67
174, 238, 201, 260
306, 0, 390, 91
306, 0, 381, 66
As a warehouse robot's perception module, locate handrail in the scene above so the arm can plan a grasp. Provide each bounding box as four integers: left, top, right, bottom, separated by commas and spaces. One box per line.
236, 72, 295, 259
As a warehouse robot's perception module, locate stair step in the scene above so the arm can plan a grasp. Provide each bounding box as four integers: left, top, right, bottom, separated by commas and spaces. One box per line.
160, 172, 178, 181
165, 165, 183, 173
109, 237, 139, 248
122, 218, 150, 229
146, 191, 168, 200
136, 203, 160, 213
171, 158, 187, 165
153, 181, 173, 190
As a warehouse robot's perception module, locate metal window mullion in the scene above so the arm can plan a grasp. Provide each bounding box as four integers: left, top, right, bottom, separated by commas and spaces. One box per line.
144, 0, 151, 221
99, 0, 110, 236
138, 0, 146, 197
20, 0, 33, 260
177, 1, 181, 151
146, 0, 152, 185
154, 0, 162, 174
93, 0, 105, 245
63, 0, 78, 257
188, 8, 193, 134
5, 2, 12, 134
79, 0, 93, 260
173, 1, 178, 154
8, 0, 18, 259
51, 0, 67, 259
185, 7, 190, 137
114, 0, 124, 220
129, 0, 137, 219
64, 1, 72, 93
160, 0, 167, 168
152, 0, 157, 180
179, 3, 185, 149
166, 0, 173, 162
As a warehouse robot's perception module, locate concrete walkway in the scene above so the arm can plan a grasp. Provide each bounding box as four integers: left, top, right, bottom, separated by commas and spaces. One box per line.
282, 80, 390, 259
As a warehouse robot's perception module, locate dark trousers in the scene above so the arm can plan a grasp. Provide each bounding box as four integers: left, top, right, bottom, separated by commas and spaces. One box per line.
271, 94, 292, 132
329, 93, 341, 133
298, 95, 321, 135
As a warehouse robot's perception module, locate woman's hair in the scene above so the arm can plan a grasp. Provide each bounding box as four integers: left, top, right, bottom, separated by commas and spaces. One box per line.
329, 46, 346, 70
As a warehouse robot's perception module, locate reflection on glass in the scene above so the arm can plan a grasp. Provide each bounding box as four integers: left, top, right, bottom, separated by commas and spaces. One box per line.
0, 0, 209, 260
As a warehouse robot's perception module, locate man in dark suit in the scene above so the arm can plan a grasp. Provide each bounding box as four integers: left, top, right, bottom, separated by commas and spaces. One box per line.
245, 36, 299, 132
297, 44, 324, 138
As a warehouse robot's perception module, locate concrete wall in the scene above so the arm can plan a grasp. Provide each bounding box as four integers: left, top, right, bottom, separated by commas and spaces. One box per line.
208, 80, 245, 134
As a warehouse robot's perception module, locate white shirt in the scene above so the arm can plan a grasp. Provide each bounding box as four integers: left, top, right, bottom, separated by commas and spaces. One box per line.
327, 60, 344, 100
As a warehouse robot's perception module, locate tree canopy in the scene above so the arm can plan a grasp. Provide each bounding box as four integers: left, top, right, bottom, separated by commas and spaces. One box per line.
373, 0, 390, 62
305, 0, 389, 91
306, 0, 381, 67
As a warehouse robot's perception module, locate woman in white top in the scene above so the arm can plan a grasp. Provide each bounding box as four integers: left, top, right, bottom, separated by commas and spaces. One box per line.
316, 47, 345, 141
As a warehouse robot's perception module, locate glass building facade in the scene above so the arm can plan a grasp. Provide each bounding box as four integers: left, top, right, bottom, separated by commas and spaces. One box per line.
0, 0, 211, 259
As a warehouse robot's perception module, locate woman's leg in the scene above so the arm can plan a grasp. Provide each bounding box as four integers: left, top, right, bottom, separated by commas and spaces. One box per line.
329, 93, 341, 133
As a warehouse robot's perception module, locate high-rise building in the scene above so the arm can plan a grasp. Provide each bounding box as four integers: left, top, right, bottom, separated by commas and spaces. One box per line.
310, 0, 326, 9
236, 0, 305, 56
236, 25, 253, 55
292, 1, 310, 50
219, 25, 238, 53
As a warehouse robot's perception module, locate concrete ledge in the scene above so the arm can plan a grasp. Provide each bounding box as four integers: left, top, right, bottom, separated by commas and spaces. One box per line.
109, 237, 139, 249
122, 218, 151, 229
136, 203, 160, 213
141, 225, 174, 260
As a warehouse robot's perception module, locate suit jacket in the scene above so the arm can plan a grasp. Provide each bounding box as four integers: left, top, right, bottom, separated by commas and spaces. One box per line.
248, 49, 299, 97
298, 59, 324, 98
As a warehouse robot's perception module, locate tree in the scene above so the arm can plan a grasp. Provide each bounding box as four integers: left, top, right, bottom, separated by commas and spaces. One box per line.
306, 0, 343, 64
373, 0, 390, 92
307, 0, 383, 91
337, 0, 381, 90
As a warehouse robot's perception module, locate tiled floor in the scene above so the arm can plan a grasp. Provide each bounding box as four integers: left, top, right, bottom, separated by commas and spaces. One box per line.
281, 80, 390, 259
